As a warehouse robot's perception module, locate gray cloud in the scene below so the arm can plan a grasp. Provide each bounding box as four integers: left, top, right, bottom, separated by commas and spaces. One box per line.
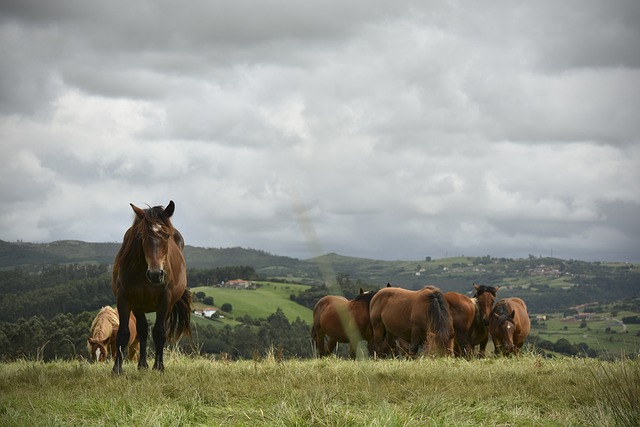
1, 1, 639, 262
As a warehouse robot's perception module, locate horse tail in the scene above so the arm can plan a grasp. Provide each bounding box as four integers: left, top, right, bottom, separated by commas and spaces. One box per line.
166, 289, 192, 343
427, 289, 453, 353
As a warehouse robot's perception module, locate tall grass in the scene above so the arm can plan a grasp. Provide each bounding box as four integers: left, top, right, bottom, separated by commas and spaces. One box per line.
0, 351, 636, 426
583, 356, 640, 427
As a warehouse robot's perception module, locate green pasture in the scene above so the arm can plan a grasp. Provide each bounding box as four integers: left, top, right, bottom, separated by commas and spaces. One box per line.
191, 281, 313, 323
532, 313, 640, 356
2, 354, 639, 426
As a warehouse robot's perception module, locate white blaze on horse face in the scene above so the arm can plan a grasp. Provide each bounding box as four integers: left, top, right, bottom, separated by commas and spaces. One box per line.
95, 347, 102, 361
152, 223, 162, 233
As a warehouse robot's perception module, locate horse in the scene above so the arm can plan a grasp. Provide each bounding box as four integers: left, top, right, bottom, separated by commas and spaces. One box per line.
87, 306, 139, 362
489, 297, 530, 356
311, 288, 378, 358
369, 285, 455, 357
111, 201, 191, 374
444, 284, 499, 357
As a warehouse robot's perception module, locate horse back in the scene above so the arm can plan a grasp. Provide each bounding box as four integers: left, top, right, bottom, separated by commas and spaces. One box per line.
313, 295, 350, 340
370, 287, 415, 337
508, 298, 530, 339
444, 292, 476, 331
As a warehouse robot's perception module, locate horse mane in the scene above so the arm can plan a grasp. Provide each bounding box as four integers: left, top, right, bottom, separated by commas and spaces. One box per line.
492, 302, 513, 323
89, 306, 119, 341
353, 290, 377, 304
426, 288, 453, 350
473, 284, 499, 298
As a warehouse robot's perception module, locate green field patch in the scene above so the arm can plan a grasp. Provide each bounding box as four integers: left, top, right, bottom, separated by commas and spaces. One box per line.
532, 314, 640, 356
191, 281, 313, 323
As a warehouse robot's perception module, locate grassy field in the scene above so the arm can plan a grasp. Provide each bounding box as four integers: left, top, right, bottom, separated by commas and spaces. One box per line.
532, 313, 640, 356
1, 352, 638, 426
191, 282, 313, 324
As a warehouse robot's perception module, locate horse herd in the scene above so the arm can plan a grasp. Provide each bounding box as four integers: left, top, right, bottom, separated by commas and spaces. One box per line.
88, 201, 531, 374
312, 283, 531, 359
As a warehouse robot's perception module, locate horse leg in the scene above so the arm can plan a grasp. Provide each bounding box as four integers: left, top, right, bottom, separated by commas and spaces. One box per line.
134, 310, 149, 369
327, 338, 338, 356
456, 334, 472, 358
152, 309, 167, 372
478, 336, 489, 358
112, 301, 130, 375
410, 328, 424, 357
313, 328, 326, 357
371, 320, 388, 358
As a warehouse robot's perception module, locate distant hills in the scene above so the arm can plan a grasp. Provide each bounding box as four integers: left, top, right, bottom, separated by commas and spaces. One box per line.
2, 240, 639, 305
0, 240, 299, 270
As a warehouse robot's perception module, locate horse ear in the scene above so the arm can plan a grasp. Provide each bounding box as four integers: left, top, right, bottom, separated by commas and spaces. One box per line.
387, 283, 391, 287
130, 203, 145, 219
509, 310, 515, 319
495, 286, 501, 292
473, 283, 480, 291
164, 200, 175, 218
359, 288, 364, 294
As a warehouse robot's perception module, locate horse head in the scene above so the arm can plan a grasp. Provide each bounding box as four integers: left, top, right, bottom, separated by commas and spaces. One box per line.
87, 338, 108, 362
131, 201, 176, 286
473, 283, 499, 326
491, 309, 517, 355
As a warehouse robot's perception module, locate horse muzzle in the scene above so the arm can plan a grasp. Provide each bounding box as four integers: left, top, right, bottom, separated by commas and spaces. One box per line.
146, 268, 166, 286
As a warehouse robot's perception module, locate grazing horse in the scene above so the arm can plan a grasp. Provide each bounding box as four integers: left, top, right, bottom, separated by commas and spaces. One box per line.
489, 297, 530, 356
112, 201, 191, 374
444, 284, 499, 357
311, 288, 378, 358
369, 285, 454, 357
87, 306, 139, 362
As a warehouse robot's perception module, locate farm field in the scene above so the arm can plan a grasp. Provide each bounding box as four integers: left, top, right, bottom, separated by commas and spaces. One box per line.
532, 312, 640, 356
191, 281, 313, 324
1, 353, 638, 426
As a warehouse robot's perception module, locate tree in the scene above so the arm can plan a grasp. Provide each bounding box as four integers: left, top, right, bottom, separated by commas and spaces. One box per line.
203, 296, 214, 306
221, 303, 232, 313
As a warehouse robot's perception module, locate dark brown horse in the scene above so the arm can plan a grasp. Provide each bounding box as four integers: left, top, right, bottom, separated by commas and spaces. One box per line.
87, 306, 139, 362
311, 288, 378, 358
112, 201, 191, 374
369, 285, 454, 357
444, 284, 499, 357
489, 297, 530, 356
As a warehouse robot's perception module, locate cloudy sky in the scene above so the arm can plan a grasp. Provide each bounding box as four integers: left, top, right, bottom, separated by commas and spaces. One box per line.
1, 1, 639, 263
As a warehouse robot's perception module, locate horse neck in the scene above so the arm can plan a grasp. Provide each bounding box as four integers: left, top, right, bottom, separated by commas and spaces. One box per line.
91, 318, 114, 341
470, 298, 484, 325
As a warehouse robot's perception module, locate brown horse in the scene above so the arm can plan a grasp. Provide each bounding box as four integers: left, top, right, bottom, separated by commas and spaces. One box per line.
87, 306, 139, 362
311, 288, 378, 358
369, 285, 454, 357
489, 297, 530, 356
112, 201, 191, 374
444, 284, 499, 357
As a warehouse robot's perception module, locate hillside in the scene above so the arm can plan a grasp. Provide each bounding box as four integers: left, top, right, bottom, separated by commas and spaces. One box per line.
1, 239, 639, 360
3, 240, 639, 314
